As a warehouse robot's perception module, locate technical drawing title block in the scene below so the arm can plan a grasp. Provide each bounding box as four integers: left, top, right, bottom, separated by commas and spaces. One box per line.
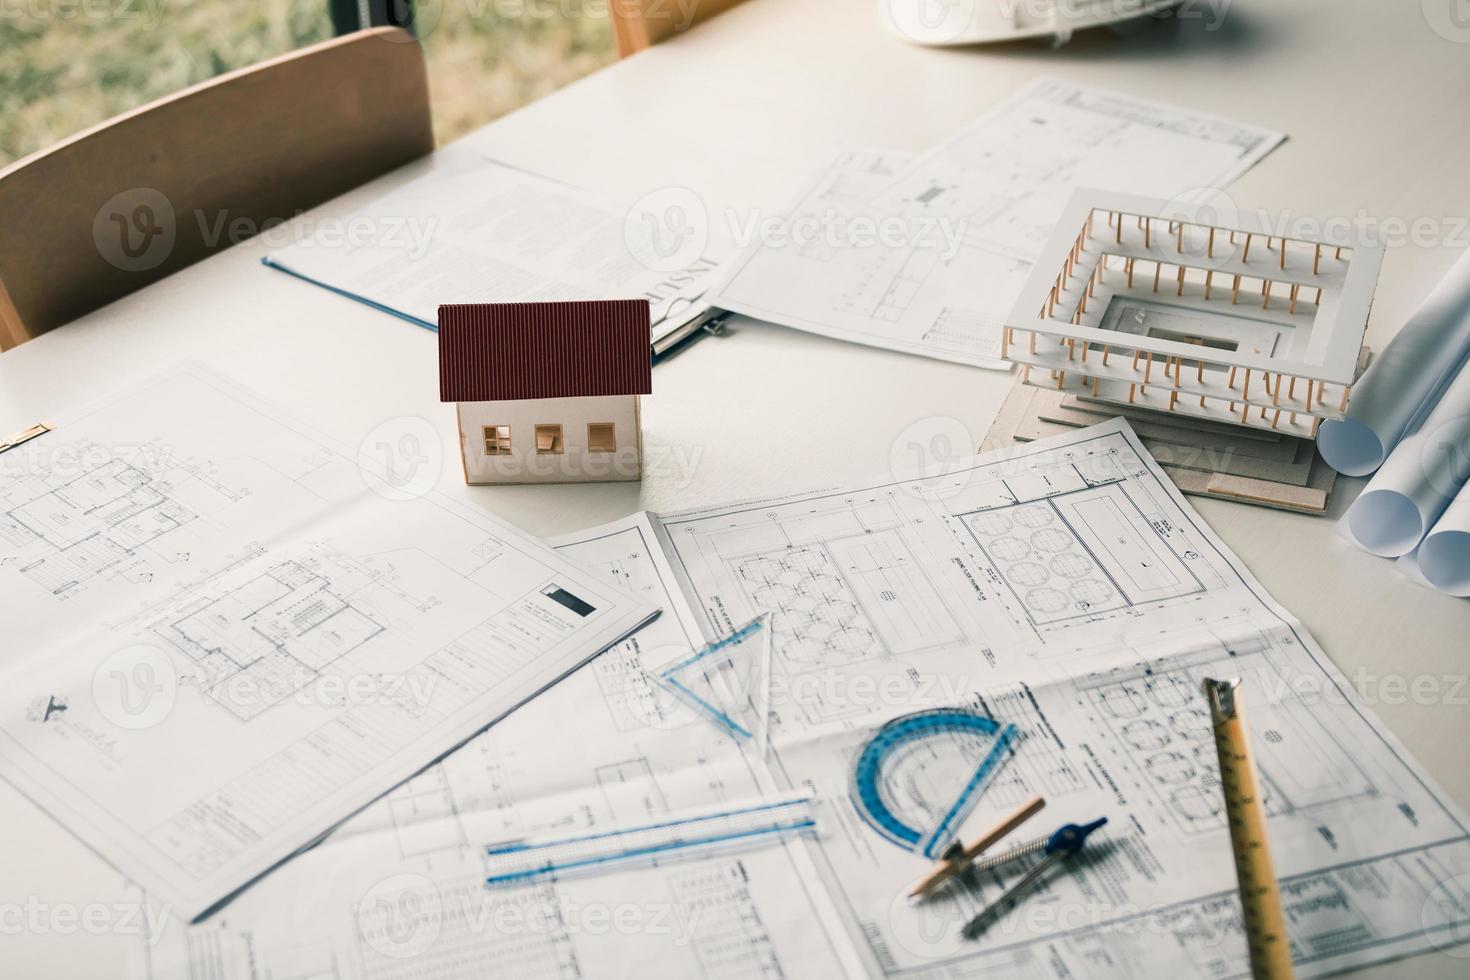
1002, 190, 1385, 438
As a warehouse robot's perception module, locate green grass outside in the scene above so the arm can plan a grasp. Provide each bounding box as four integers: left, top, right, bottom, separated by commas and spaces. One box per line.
0, 0, 617, 166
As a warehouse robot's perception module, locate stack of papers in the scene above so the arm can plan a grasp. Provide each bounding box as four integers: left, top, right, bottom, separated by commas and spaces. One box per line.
46, 404, 1458, 980
261, 80, 1282, 370
4, 377, 1469, 979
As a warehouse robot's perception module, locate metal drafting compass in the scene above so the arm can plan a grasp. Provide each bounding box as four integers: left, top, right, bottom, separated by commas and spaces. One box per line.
960, 816, 1109, 940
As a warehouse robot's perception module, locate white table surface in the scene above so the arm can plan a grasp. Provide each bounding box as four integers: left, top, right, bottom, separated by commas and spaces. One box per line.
4, 1, 1470, 976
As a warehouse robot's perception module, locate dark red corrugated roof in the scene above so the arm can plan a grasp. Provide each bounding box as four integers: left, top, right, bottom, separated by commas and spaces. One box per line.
438, 300, 652, 402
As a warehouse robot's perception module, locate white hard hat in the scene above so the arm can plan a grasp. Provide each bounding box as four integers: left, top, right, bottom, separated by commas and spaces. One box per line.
880, 0, 1184, 47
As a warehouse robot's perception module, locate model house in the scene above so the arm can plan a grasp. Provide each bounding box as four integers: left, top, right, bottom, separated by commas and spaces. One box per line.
438, 299, 651, 485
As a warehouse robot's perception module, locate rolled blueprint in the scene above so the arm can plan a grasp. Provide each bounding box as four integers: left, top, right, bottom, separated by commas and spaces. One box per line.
1415, 488, 1470, 596
1319, 249, 1470, 476
1344, 358, 1470, 556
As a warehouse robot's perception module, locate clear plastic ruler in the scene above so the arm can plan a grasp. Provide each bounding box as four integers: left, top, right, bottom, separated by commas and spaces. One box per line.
483, 791, 818, 887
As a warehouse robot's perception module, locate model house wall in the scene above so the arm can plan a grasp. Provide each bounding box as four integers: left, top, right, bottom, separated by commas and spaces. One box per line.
457, 394, 641, 485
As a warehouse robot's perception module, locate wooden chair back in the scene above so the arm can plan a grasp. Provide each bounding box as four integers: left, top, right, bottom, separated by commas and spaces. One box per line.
610, 0, 749, 56
0, 27, 433, 349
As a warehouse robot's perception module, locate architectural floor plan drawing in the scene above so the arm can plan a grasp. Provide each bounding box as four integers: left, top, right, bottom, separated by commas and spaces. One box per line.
875, 78, 1285, 261
22, 416, 1470, 980
0, 440, 246, 605
959, 480, 1206, 626
662, 496, 982, 729
1074, 637, 1380, 838
132, 515, 860, 980
733, 525, 964, 662
709, 146, 1022, 368
0, 368, 656, 921
652, 419, 1470, 978
708, 80, 1284, 369
655, 423, 1234, 692
972, 682, 1091, 808
148, 546, 433, 721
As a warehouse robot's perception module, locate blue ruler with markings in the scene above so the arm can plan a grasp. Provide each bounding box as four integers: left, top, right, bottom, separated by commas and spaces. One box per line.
483, 792, 817, 887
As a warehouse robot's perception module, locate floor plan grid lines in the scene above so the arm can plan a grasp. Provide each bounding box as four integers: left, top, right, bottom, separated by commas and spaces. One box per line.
669, 862, 787, 980
974, 684, 1089, 806
655, 420, 1470, 979
1076, 643, 1381, 837
0, 369, 653, 919
960, 480, 1205, 627
0, 443, 243, 600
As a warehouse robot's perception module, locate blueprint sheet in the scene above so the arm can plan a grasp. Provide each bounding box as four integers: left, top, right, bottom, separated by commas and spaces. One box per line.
263, 155, 727, 339
42, 419, 1470, 978
132, 513, 859, 980
708, 78, 1285, 369
650, 419, 1470, 977
0, 369, 655, 921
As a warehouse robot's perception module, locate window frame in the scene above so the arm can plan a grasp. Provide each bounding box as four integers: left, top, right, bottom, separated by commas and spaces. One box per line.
482, 425, 512, 456
534, 423, 565, 455
586, 422, 617, 453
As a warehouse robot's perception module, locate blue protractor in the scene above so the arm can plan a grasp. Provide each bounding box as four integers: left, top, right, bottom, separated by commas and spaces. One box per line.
849, 708, 1018, 860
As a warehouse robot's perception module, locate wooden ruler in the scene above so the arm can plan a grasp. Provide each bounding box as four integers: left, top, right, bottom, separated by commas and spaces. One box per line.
1203, 677, 1295, 980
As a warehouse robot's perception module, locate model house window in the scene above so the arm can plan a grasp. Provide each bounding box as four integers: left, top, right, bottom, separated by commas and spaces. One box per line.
483, 425, 512, 455
535, 424, 564, 454
587, 423, 617, 453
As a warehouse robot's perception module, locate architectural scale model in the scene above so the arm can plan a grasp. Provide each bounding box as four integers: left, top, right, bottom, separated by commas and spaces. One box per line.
1002, 190, 1385, 438
439, 299, 651, 484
